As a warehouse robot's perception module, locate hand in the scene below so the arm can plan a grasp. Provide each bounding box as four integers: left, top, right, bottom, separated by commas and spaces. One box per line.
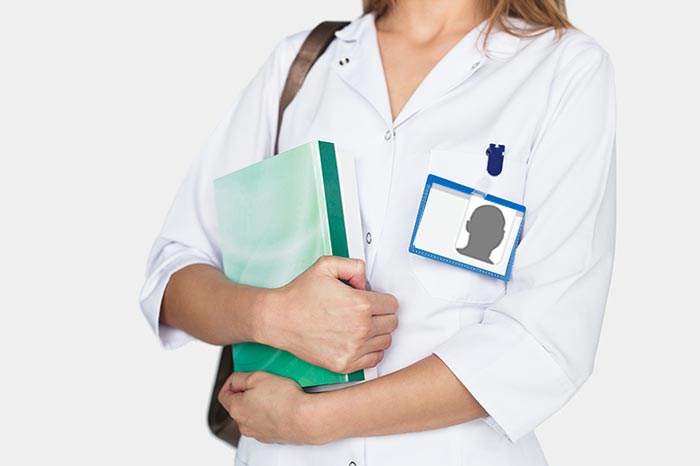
218, 371, 318, 445
263, 256, 399, 375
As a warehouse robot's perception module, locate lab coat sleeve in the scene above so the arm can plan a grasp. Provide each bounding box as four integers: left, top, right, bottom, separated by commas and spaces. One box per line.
138, 30, 310, 349
432, 41, 617, 442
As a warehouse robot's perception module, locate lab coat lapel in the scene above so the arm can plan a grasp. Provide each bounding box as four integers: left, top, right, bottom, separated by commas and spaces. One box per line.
332, 13, 521, 129
391, 22, 487, 128
333, 13, 394, 128
391, 20, 521, 128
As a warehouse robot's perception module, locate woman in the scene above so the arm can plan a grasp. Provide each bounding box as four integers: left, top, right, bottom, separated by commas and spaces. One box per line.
139, 0, 616, 465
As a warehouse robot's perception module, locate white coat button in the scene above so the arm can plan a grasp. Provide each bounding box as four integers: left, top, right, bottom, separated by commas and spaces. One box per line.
384, 129, 393, 140
366, 232, 372, 244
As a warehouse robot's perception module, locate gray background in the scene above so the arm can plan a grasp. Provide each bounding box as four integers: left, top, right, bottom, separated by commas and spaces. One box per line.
1, 1, 697, 464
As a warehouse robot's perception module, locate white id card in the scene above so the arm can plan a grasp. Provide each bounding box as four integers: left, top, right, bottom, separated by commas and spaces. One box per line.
408, 174, 526, 281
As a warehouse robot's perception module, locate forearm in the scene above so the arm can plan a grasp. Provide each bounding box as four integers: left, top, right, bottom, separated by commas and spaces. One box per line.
160, 263, 272, 346
305, 353, 488, 444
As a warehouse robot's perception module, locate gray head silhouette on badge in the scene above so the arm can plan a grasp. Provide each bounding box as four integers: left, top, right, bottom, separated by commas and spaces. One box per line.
456, 204, 506, 264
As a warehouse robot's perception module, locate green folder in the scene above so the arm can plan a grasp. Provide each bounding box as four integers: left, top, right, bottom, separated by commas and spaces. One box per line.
213, 140, 375, 391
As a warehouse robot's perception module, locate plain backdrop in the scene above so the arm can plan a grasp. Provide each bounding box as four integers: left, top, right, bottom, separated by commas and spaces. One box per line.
1, 1, 698, 464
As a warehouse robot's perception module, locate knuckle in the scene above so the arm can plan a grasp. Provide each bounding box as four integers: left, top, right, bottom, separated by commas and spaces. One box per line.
330, 355, 347, 373
354, 295, 372, 314
335, 363, 350, 374
332, 359, 350, 374
350, 311, 372, 334
356, 319, 372, 338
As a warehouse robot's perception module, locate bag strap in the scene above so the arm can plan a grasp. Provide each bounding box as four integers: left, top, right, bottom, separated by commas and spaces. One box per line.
208, 19, 350, 449
207, 346, 239, 440
274, 20, 351, 155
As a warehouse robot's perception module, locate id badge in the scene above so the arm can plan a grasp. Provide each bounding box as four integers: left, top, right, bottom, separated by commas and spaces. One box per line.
408, 174, 526, 281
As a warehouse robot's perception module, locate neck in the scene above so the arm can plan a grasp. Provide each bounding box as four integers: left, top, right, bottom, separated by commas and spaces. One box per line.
375, 0, 485, 43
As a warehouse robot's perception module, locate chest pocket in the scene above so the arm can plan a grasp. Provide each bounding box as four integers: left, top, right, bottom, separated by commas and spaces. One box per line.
408, 148, 529, 304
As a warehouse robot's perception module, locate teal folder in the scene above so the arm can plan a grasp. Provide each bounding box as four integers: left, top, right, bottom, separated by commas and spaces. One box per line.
213, 140, 374, 390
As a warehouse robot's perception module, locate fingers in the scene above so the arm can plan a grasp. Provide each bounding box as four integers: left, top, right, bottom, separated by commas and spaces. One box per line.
370, 313, 399, 337
218, 376, 244, 413
318, 256, 367, 290
218, 384, 236, 408
353, 350, 385, 371
217, 372, 254, 415
362, 332, 393, 354
365, 290, 399, 316
227, 372, 253, 393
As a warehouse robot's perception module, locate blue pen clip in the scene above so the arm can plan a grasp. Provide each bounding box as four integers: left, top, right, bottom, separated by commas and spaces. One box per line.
485, 144, 505, 176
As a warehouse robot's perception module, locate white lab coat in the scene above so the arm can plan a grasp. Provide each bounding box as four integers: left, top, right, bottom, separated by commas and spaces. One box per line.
139, 10, 616, 466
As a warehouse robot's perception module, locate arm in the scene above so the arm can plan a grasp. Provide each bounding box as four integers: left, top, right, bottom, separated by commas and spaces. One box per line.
160, 263, 273, 346
304, 354, 486, 443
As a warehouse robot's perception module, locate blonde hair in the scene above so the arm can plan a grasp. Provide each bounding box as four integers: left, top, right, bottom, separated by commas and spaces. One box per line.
362, 0, 574, 43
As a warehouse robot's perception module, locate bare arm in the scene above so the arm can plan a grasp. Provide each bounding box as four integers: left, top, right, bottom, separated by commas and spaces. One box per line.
160, 263, 272, 346
160, 257, 399, 374
303, 354, 486, 443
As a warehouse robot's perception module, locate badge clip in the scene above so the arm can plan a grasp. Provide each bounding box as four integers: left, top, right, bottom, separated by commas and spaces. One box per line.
485, 144, 505, 176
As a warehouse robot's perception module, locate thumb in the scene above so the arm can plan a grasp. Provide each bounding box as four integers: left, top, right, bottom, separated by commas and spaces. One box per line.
227, 371, 254, 393
320, 256, 367, 290
217, 372, 252, 413
217, 383, 243, 415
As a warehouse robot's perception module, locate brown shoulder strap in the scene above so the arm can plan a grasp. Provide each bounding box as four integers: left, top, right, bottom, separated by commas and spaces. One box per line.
274, 20, 351, 155
208, 19, 350, 450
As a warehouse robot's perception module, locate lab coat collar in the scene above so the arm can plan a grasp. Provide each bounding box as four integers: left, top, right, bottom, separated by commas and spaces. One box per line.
334, 11, 521, 59
332, 11, 521, 128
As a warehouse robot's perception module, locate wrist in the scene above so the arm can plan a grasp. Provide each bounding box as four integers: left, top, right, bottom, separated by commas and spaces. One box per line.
251, 286, 284, 347
297, 392, 339, 446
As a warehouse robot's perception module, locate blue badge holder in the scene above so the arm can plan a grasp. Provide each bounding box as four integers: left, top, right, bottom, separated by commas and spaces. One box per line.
408, 174, 526, 281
